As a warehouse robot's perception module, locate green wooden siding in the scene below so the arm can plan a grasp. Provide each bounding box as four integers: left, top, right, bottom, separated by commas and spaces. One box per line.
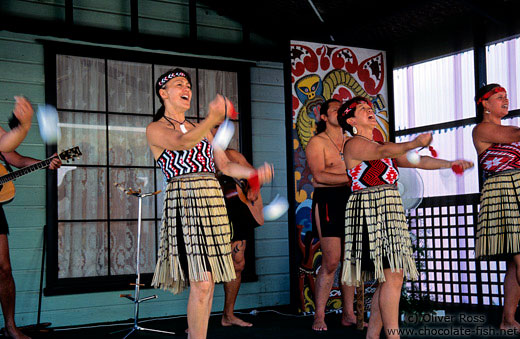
0, 0, 288, 327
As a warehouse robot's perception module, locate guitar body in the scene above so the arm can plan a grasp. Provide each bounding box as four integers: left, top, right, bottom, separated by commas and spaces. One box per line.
0, 164, 15, 203
221, 177, 264, 226
234, 182, 264, 226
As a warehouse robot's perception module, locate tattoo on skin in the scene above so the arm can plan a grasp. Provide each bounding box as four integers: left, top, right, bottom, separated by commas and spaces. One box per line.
232, 240, 245, 254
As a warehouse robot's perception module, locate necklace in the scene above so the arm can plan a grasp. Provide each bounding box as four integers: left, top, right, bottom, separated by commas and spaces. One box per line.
164, 115, 188, 134
354, 134, 377, 143
325, 131, 345, 161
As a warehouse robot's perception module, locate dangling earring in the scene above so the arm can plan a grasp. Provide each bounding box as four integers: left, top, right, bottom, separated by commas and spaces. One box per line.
352, 126, 358, 135
484, 109, 490, 114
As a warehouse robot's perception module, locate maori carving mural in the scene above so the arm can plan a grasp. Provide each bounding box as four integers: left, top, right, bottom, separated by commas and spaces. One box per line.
291, 41, 388, 313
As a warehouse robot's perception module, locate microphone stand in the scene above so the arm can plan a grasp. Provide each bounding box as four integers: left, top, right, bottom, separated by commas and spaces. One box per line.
112, 183, 175, 338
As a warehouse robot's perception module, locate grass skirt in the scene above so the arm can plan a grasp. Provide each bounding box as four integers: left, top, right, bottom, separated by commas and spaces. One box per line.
341, 184, 418, 287
152, 173, 235, 294
476, 169, 520, 259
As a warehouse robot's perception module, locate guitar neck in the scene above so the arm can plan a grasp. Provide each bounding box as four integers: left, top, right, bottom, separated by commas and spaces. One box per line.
0, 156, 56, 184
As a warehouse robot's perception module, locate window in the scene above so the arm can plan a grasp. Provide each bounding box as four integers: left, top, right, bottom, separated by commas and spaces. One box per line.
44, 43, 250, 294
393, 50, 479, 197
393, 50, 482, 307
486, 36, 520, 111
393, 46, 520, 308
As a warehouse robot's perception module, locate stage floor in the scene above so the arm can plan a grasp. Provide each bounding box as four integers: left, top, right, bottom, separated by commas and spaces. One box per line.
10, 305, 519, 338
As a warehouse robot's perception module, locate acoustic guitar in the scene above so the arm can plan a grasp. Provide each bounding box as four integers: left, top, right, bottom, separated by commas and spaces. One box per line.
222, 176, 264, 226
0, 146, 82, 203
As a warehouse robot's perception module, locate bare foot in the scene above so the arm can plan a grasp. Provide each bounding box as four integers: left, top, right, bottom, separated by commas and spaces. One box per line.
500, 319, 520, 334
221, 314, 253, 327
5, 326, 31, 339
341, 314, 368, 328
312, 317, 327, 331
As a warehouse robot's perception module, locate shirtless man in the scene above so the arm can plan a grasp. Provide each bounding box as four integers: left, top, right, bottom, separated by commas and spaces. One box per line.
306, 99, 357, 331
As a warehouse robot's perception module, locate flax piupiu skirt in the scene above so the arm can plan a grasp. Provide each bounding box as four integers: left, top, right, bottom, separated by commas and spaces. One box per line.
152, 173, 235, 294
341, 184, 418, 287
476, 169, 520, 260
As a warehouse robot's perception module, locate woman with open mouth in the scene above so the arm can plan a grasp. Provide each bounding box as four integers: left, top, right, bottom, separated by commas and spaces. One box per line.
472, 84, 520, 334
338, 96, 473, 338
146, 68, 273, 339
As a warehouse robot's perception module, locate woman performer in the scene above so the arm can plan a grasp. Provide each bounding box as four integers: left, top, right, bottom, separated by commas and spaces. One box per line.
146, 68, 272, 339
338, 96, 473, 339
472, 84, 520, 332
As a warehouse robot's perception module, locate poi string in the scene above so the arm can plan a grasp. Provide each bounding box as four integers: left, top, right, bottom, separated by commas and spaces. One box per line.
407, 145, 438, 165
423, 145, 467, 175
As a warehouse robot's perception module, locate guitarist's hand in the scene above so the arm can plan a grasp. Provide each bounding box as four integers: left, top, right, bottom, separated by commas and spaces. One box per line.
49, 153, 62, 170
246, 189, 259, 202
256, 162, 274, 185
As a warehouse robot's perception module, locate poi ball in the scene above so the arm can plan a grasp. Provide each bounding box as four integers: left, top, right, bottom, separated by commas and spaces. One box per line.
406, 151, 420, 165
397, 181, 405, 196
228, 102, 239, 119
428, 146, 438, 158
212, 119, 234, 150
263, 194, 289, 221
452, 164, 464, 175
37, 104, 61, 144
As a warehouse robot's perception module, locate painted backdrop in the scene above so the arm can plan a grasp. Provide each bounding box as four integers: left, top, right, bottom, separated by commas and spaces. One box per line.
290, 40, 388, 313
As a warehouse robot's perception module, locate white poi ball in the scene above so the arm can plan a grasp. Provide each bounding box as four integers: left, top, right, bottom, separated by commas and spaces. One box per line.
37, 104, 61, 144
263, 194, 289, 221
212, 119, 234, 150
406, 151, 420, 165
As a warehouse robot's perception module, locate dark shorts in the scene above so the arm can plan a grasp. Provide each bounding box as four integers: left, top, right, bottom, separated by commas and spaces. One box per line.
0, 205, 8, 235
312, 185, 351, 238
225, 196, 258, 242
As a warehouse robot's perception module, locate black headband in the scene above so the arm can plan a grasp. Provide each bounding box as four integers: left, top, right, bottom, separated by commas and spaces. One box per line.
157, 70, 190, 88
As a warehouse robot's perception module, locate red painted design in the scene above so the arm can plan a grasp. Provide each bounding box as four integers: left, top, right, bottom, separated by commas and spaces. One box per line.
293, 95, 301, 110
331, 47, 358, 73
291, 44, 319, 77
358, 52, 384, 95
332, 86, 353, 102
316, 45, 330, 71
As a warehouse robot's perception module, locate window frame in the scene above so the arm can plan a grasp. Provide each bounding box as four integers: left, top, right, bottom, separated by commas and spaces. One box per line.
43, 41, 254, 296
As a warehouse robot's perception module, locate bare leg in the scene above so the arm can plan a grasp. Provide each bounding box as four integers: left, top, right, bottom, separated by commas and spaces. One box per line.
514, 254, 520, 288
312, 237, 342, 331
367, 269, 403, 339
187, 274, 215, 339
0, 235, 30, 339
222, 240, 252, 327
500, 259, 520, 332
366, 286, 382, 339
341, 284, 358, 326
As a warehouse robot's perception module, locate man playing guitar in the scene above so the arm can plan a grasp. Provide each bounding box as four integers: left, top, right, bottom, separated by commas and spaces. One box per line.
0, 97, 61, 339
217, 147, 263, 327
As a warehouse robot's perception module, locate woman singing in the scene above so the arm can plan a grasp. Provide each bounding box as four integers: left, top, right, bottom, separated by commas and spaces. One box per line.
472, 84, 520, 332
146, 68, 272, 339
338, 96, 473, 338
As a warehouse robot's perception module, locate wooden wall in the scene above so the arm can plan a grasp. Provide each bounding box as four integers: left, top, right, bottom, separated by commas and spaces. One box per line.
0, 0, 289, 327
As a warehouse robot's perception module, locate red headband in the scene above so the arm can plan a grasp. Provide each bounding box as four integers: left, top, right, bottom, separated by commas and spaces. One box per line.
341, 99, 373, 118
477, 86, 506, 105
